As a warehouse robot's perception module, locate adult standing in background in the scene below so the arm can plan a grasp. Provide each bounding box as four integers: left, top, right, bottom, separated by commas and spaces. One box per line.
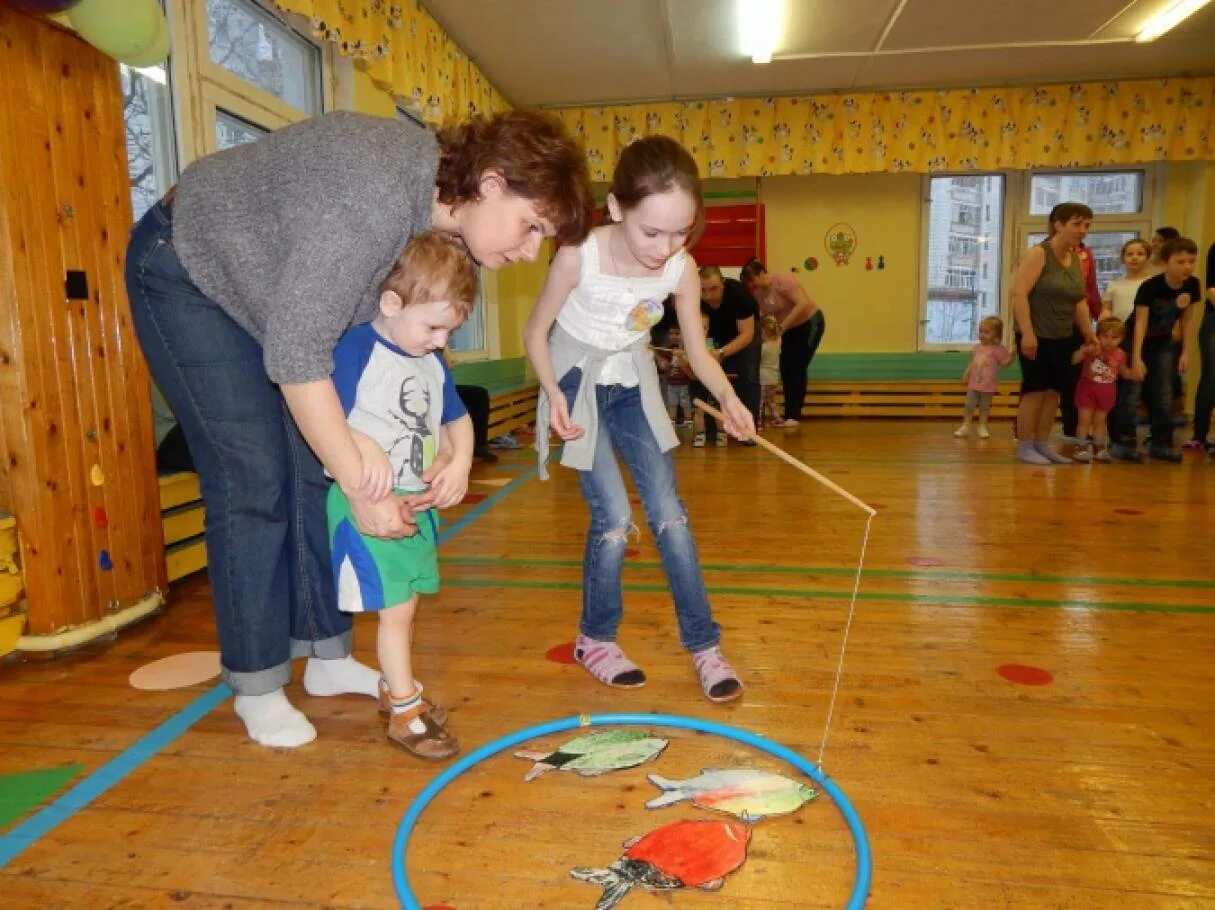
126, 109, 593, 749
1010, 202, 1098, 465
699, 266, 761, 437
740, 259, 825, 426
1182, 241, 1215, 454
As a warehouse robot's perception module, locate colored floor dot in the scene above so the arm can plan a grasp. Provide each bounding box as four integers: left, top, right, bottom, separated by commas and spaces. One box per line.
996, 664, 1053, 686
545, 642, 577, 664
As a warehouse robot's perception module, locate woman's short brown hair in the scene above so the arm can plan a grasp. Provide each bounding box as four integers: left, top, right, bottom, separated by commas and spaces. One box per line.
379, 231, 478, 320
436, 109, 594, 245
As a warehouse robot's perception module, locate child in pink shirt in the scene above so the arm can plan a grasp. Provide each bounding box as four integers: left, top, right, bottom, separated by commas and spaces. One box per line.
1070, 317, 1130, 462
955, 315, 1012, 438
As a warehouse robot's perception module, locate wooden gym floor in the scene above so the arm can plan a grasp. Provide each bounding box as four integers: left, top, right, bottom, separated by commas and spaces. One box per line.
0, 420, 1212, 909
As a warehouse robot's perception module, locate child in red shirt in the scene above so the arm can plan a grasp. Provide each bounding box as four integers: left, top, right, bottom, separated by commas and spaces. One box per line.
1071, 317, 1130, 462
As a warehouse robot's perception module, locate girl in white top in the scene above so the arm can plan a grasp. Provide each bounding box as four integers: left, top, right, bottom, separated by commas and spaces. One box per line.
1101, 238, 1152, 323
524, 136, 753, 703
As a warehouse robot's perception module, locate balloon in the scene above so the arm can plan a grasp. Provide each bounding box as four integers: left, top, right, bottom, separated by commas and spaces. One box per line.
68, 0, 160, 60
117, 8, 169, 68
2, 1, 81, 13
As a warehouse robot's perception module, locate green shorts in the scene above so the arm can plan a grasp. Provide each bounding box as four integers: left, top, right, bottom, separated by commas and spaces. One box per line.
326, 484, 440, 612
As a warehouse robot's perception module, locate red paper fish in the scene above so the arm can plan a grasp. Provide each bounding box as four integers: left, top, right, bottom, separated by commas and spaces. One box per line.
570, 818, 750, 908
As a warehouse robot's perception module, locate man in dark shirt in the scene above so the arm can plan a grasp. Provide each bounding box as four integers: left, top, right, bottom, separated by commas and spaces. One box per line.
699, 266, 761, 438
1110, 237, 1200, 462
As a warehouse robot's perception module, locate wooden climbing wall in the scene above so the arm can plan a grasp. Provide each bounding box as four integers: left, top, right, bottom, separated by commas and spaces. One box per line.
0, 7, 166, 636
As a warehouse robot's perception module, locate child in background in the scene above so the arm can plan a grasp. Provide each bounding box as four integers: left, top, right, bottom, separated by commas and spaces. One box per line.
328, 231, 476, 760
1070, 317, 1130, 462
1111, 236, 1200, 462
1101, 239, 1152, 323
659, 325, 694, 428
759, 315, 783, 429
524, 135, 752, 703
954, 315, 1011, 438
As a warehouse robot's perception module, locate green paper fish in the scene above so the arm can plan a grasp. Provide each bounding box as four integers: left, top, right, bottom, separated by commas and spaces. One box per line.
646, 768, 817, 822
513, 729, 669, 781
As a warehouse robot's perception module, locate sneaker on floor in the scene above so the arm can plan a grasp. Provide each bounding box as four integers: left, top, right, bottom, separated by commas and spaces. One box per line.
1180, 438, 1204, 450
1107, 442, 1140, 462
1072, 445, 1093, 463
1205, 442, 1215, 457
574, 634, 647, 688
1034, 442, 1072, 464
691, 645, 743, 703
953, 424, 971, 438
1093, 447, 1111, 462
782, 418, 800, 427
1015, 442, 1051, 465
488, 433, 524, 450
692, 433, 706, 448
715, 435, 727, 447
1148, 445, 1182, 463
976, 425, 990, 439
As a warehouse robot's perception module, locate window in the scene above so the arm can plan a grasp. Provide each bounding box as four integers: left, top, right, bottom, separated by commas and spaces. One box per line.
1028, 171, 1144, 215
121, 62, 176, 221
206, 0, 321, 115
920, 174, 1005, 348
174, 0, 329, 160
215, 109, 268, 149
1019, 167, 1154, 296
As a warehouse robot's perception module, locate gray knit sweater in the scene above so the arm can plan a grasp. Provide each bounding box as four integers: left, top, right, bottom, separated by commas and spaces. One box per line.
171, 111, 438, 384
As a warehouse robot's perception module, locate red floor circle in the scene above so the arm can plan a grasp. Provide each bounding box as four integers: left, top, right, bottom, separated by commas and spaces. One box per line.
996, 663, 1053, 686
545, 642, 577, 664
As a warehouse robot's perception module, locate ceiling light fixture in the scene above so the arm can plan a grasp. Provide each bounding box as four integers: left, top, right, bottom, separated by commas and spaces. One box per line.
738, 0, 783, 64
1135, 0, 1211, 42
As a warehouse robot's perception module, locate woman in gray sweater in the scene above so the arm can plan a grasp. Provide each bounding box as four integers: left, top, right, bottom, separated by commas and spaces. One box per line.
126, 110, 592, 748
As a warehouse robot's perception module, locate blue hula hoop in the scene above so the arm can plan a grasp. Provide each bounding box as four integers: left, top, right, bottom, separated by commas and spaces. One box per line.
392, 712, 871, 909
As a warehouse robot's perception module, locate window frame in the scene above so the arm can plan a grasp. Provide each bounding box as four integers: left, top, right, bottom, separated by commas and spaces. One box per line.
168, 0, 335, 164
916, 171, 1012, 352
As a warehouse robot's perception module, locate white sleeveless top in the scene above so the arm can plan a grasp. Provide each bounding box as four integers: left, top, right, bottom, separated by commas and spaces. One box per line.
555, 231, 687, 386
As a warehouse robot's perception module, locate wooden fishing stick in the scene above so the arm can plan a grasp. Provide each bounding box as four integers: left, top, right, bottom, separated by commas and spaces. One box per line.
693, 398, 877, 516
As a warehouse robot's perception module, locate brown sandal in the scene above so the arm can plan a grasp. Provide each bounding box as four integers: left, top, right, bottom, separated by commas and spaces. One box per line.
387, 704, 460, 761
378, 678, 449, 727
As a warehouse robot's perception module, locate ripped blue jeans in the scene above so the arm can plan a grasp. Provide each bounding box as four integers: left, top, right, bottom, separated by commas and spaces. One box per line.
558, 368, 721, 652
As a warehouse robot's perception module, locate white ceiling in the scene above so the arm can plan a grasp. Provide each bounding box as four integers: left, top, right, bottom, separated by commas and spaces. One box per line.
422, 0, 1215, 107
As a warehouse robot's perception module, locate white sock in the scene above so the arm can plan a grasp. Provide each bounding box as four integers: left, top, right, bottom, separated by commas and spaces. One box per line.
233, 689, 316, 749
390, 691, 428, 735
302, 655, 380, 698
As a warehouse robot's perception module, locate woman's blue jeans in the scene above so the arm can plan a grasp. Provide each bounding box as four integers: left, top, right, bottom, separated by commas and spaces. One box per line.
125, 200, 350, 695
558, 369, 721, 653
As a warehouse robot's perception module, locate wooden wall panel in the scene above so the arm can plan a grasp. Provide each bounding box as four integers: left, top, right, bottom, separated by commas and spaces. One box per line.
0, 7, 166, 636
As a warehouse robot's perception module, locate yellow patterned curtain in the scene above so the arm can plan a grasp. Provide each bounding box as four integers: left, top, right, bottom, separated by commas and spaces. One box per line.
274, 0, 510, 124
554, 79, 1215, 181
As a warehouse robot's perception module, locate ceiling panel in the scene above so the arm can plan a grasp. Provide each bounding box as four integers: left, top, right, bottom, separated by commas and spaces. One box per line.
423, 0, 675, 105
671, 57, 870, 99
880, 0, 1133, 48
856, 36, 1215, 92
423, 0, 1215, 108
666, 0, 900, 57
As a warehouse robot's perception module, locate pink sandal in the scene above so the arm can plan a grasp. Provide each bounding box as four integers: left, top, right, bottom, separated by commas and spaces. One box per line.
574, 634, 647, 688
692, 645, 743, 703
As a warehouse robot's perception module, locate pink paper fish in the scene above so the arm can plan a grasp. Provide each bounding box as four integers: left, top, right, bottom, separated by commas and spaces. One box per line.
571, 818, 750, 908
645, 768, 817, 822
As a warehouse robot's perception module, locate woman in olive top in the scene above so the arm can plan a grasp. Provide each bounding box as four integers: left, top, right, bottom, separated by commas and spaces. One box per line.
1010, 202, 1098, 465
